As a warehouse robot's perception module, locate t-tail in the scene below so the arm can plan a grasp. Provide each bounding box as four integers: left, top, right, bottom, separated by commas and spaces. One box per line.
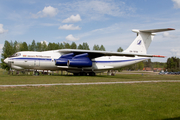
123, 28, 175, 54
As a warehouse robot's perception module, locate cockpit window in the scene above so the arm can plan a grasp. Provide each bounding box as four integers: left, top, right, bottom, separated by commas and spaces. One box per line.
10, 53, 21, 57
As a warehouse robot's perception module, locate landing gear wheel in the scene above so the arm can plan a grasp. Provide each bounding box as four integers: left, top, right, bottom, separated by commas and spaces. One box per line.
80, 72, 87, 76
73, 73, 79, 76
34, 71, 39, 76
89, 72, 96, 76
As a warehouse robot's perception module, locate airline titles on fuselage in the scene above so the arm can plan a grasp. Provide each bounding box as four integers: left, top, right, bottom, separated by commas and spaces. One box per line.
23, 55, 51, 58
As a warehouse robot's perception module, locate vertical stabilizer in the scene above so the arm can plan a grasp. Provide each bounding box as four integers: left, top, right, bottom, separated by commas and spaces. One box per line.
123, 28, 175, 54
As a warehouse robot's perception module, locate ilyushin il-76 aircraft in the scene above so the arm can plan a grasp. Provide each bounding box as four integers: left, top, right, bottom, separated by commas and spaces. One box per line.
4, 28, 175, 76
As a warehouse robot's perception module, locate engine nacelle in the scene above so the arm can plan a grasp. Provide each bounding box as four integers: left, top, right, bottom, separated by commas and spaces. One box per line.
68, 53, 92, 67
68, 59, 92, 67
55, 53, 74, 66
55, 59, 69, 66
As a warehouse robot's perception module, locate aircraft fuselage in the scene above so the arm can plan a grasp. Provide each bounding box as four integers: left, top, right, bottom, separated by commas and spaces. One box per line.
4, 50, 148, 73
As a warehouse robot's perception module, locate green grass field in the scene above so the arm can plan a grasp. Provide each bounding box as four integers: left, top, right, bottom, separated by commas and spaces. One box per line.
0, 69, 180, 120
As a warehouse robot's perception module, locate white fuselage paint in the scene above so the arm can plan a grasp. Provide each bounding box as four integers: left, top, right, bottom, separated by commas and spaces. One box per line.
4, 50, 149, 73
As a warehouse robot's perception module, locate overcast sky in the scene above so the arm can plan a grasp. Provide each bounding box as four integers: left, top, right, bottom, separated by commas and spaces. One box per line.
0, 0, 180, 62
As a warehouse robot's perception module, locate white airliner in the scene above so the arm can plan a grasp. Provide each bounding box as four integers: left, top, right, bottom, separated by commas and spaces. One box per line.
4, 28, 175, 75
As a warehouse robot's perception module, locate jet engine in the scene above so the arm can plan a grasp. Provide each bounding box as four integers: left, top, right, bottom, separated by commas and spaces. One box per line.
68, 53, 92, 67
55, 53, 74, 66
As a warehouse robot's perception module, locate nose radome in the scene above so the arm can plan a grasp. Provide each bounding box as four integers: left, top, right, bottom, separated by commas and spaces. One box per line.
4, 58, 8, 64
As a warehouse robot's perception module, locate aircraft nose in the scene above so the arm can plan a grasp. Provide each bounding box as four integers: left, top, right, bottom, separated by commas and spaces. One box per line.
4, 58, 8, 64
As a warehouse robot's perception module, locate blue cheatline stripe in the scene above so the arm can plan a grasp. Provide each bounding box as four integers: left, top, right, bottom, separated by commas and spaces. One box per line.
10, 57, 52, 61
92, 58, 147, 63
10, 57, 147, 63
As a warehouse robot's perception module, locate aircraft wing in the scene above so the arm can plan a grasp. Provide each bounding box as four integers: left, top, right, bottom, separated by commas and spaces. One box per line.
55, 49, 165, 58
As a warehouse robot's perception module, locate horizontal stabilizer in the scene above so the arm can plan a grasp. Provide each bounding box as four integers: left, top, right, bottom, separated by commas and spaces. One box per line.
140, 28, 175, 33
132, 28, 175, 33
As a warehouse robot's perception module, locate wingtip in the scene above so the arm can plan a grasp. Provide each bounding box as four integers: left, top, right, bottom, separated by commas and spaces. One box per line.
167, 28, 175, 30
153, 55, 166, 58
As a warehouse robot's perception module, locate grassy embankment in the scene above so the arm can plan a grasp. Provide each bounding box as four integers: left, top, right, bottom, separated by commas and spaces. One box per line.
0, 69, 180, 120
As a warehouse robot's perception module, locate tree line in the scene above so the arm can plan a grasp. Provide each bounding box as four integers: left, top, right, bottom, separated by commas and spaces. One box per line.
167, 57, 180, 72
1, 40, 106, 52
1, 40, 124, 54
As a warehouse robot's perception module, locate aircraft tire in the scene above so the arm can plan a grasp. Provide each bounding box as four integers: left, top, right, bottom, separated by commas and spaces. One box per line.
73, 73, 79, 76
79, 72, 87, 76
89, 72, 96, 76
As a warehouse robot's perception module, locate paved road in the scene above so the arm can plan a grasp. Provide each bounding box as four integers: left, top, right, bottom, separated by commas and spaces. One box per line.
0, 80, 180, 87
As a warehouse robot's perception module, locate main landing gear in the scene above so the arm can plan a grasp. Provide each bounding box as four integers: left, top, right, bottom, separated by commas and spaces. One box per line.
73, 72, 96, 76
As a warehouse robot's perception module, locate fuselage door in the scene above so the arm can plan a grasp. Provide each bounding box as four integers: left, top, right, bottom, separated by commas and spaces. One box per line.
34, 60, 40, 66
